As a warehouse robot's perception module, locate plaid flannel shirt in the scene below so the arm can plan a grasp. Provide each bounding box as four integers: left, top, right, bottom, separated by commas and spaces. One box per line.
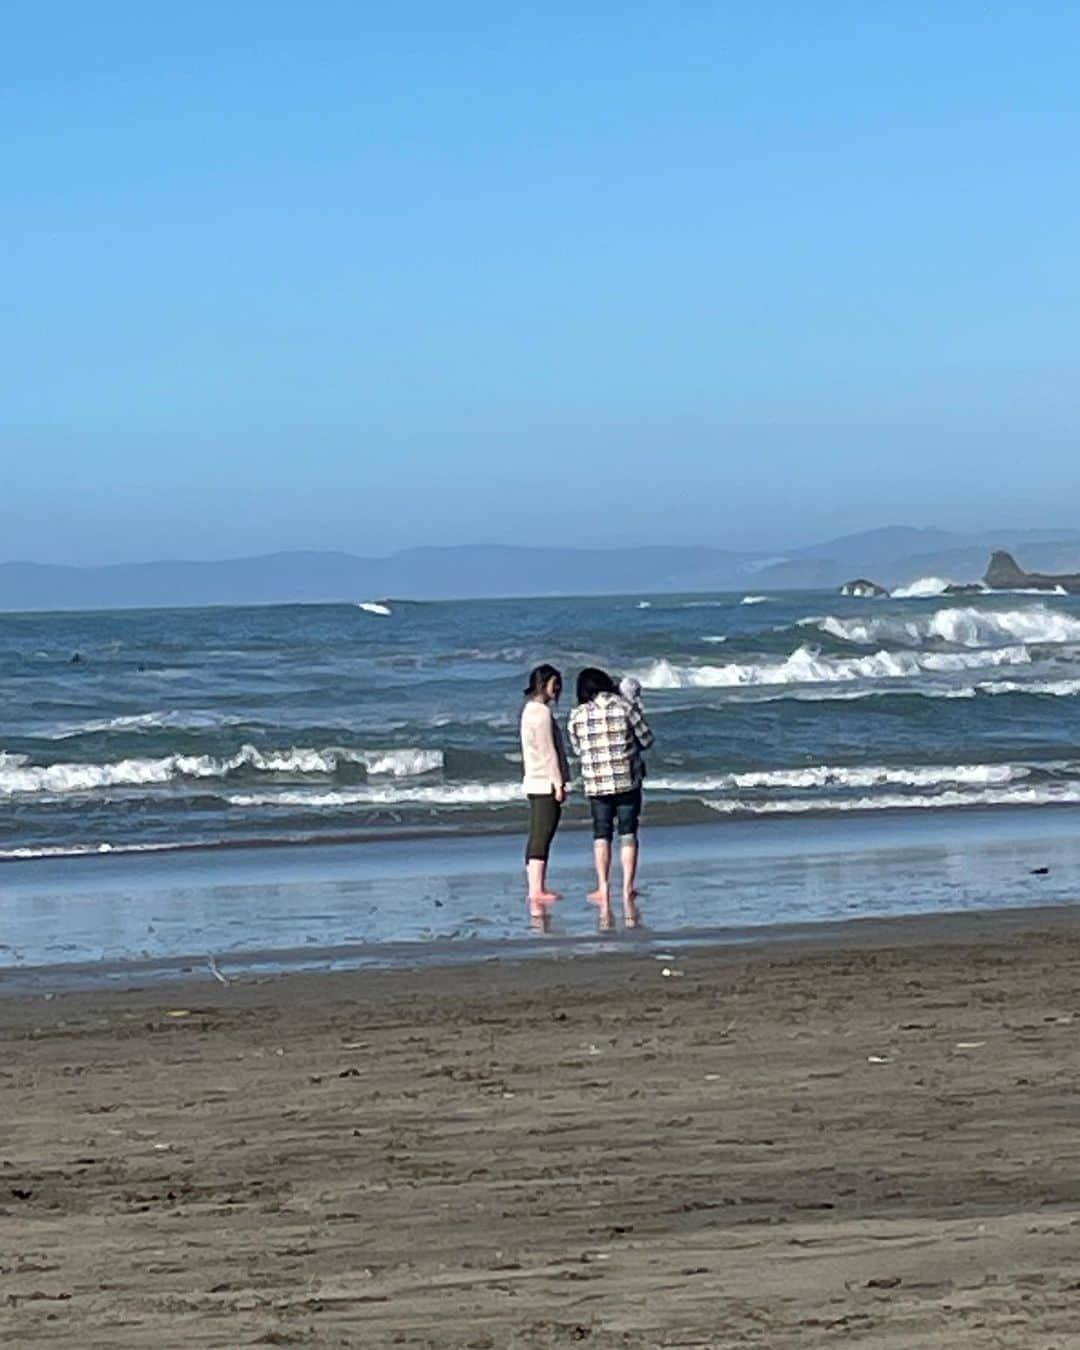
567, 692, 654, 797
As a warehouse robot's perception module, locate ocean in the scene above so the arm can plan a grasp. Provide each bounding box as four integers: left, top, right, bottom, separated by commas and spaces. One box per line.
4, 584, 1080, 863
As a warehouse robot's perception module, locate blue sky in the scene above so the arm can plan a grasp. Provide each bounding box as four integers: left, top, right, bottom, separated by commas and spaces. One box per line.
4, 2, 1079, 564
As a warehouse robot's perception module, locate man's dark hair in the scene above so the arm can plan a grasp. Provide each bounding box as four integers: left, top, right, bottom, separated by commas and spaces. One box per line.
575, 667, 616, 705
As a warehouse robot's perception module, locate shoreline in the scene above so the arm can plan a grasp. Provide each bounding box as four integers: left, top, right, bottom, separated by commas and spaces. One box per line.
3, 892, 1080, 1004
4, 903, 1080, 1346
3, 793, 1079, 866
4, 895, 1080, 1001
4, 804, 1080, 992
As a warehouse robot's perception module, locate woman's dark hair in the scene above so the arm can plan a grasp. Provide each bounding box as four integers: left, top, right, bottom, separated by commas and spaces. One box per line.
524, 663, 562, 698
576, 667, 616, 705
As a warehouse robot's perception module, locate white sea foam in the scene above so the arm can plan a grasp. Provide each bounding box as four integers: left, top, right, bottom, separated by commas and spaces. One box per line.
0, 841, 182, 860
998, 586, 1068, 596
892, 578, 1069, 599
703, 782, 1080, 816
740, 595, 768, 605
977, 677, 1080, 698
702, 635, 728, 644
649, 763, 1025, 793
358, 601, 392, 616
808, 605, 1080, 649
0, 751, 30, 769
635, 643, 1030, 691
227, 782, 520, 808
46, 710, 240, 739
891, 576, 960, 598
711, 674, 1080, 704
0, 745, 444, 797
361, 749, 444, 777
429, 711, 516, 730
784, 685, 975, 702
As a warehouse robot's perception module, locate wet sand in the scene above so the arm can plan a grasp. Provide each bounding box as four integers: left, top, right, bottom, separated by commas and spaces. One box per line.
4, 904, 1080, 1348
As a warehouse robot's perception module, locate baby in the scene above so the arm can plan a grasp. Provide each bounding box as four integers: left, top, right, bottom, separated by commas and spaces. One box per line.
619, 675, 648, 788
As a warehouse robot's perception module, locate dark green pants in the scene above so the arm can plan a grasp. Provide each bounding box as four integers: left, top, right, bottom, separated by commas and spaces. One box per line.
526, 792, 562, 861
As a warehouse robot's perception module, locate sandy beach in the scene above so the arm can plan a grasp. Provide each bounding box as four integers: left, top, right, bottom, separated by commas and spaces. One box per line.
4, 904, 1080, 1348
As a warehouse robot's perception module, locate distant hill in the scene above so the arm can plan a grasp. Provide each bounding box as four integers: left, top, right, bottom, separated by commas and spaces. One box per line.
752, 527, 1080, 593
4, 527, 1080, 611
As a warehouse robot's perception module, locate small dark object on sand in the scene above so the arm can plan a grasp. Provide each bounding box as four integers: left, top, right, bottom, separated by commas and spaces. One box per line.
1031, 867, 1050, 876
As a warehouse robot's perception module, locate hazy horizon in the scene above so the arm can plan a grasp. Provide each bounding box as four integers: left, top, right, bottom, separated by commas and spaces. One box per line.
5, 521, 1080, 572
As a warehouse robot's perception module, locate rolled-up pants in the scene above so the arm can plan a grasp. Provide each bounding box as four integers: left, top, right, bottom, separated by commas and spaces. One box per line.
526, 792, 562, 861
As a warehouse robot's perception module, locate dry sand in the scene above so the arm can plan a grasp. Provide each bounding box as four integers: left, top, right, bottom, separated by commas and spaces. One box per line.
3, 905, 1080, 1348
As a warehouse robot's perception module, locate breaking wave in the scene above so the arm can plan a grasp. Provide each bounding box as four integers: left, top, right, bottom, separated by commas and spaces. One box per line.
45, 710, 245, 739
703, 675, 1080, 704
635, 643, 1030, 690
0, 841, 185, 861
978, 677, 1080, 697
649, 763, 1026, 792
227, 782, 520, 808
806, 605, 1080, 649
703, 782, 1080, 816
0, 745, 444, 797
891, 576, 963, 599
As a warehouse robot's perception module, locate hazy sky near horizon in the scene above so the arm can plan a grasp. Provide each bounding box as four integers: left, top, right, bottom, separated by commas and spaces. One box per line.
4, 2, 1080, 565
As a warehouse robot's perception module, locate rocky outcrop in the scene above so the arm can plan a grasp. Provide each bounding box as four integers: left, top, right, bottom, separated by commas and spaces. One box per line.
984, 550, 1080, 593
840, 578, 888, 597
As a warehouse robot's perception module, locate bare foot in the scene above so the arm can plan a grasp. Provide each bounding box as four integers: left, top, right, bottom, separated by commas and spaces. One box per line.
597, 907, 616, 931
528, 889, 562, 904
587, 887, 610, 907
623, 900, 641, 928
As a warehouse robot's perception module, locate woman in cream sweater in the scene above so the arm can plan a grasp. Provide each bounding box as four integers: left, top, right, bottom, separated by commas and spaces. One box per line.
520, 663, 570, 916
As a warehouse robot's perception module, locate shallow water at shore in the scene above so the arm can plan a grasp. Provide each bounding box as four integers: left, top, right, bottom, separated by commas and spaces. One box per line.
4, 806, 1079, 991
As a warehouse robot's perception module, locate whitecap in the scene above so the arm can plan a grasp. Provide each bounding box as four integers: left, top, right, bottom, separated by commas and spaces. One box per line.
45, 709, 240, 739
0, 841, 182, 861
805, 605, 1080, 649
977, 677, 1080, 698
634, 642, 1030, 691
892, 576, 962, 598
0, 744, 444, 797
362, 749, 444, 777
703, 782, 1080, 816
740, 595, 767, 605
997, 586, 1068, 596
227, 781, 520, 808
358, 601, 392, 616
648, 763, 1025, 793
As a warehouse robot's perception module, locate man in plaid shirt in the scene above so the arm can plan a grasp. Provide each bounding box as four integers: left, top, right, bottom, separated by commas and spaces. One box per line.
568, 667, 654, 928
